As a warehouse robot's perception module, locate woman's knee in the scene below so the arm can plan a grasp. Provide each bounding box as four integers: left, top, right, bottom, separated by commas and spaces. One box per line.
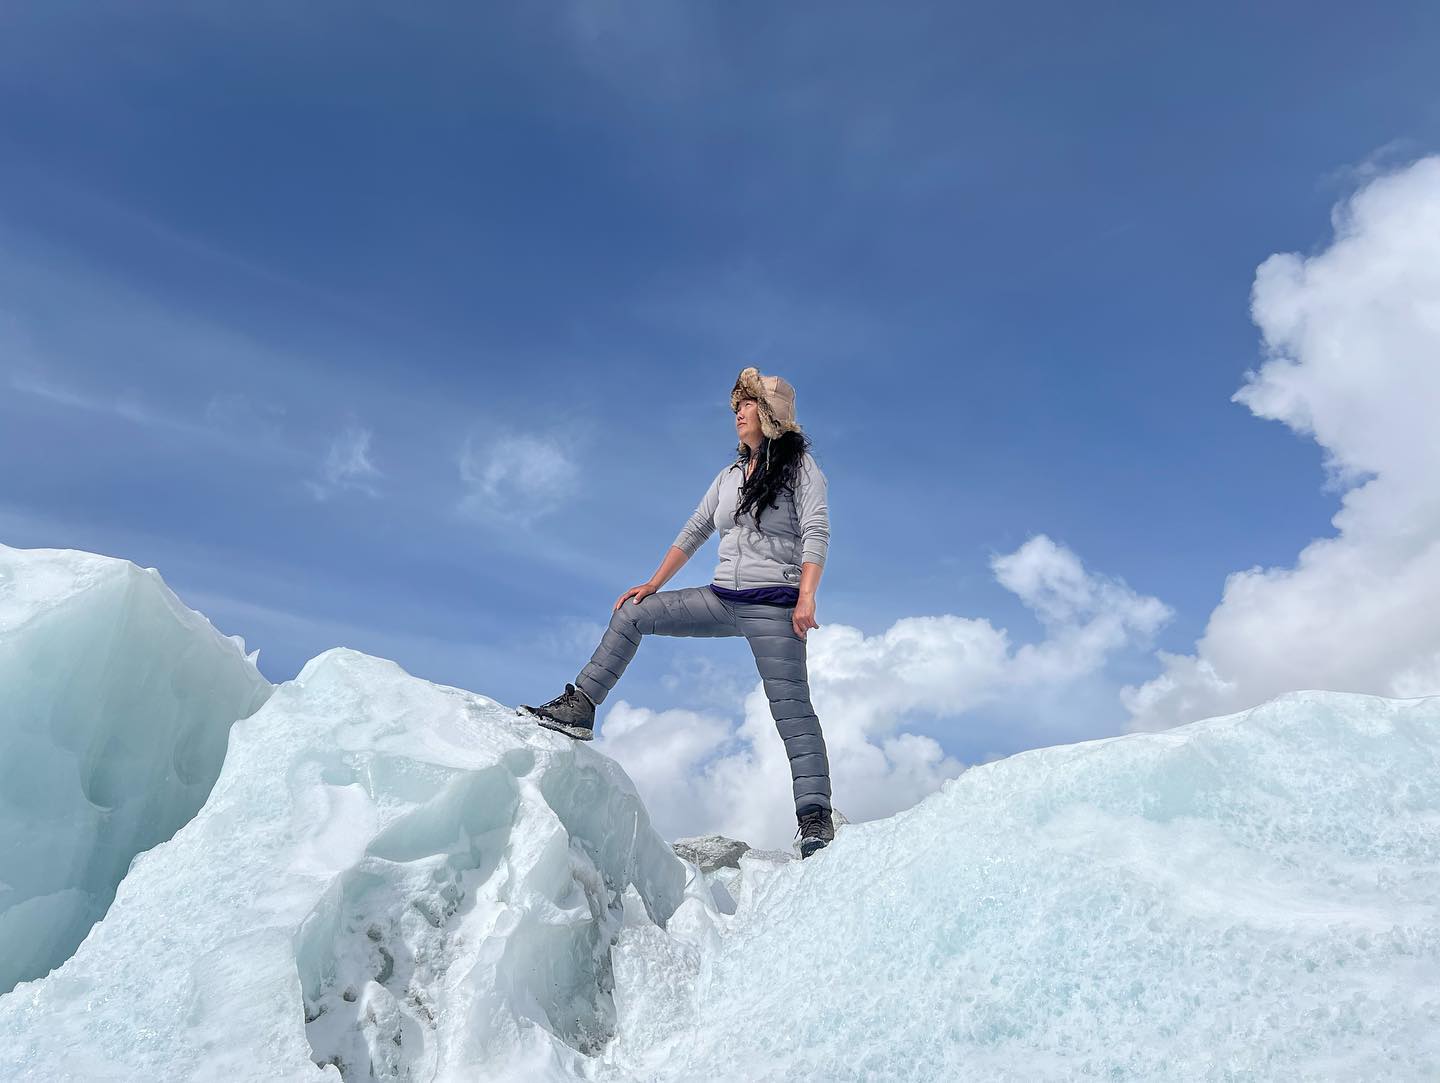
609, 596, 653, 637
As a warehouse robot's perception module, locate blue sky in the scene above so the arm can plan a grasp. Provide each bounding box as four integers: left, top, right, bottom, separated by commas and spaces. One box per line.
4, 3, 1440, 839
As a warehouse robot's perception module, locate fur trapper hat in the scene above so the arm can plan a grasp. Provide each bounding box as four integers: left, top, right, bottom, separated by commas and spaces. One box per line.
731, 366, 803, 440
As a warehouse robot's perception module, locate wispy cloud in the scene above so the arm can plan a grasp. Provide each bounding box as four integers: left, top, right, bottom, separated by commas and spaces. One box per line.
559, 0, 716, 106
9, 367, 298, 468
202, 392, 287, 446
11, 371, 199, 434
306, 423, 382, 501
457, 430, 579, 526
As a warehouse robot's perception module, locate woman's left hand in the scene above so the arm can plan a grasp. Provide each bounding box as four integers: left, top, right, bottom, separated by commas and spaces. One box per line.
793, 594, 819, 640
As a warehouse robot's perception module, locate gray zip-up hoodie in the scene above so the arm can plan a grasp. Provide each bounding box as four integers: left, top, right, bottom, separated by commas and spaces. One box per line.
672, 452, 830, 590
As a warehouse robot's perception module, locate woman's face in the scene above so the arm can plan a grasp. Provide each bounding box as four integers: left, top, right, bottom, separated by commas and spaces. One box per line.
735, 397, 763, 448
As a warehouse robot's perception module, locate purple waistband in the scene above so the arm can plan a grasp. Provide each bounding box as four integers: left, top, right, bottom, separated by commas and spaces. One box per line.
709, 583, 800, 608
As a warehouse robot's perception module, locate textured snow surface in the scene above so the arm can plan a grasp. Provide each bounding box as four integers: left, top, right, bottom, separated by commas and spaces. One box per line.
1, 548, 1437, 1080
599, 692, 1440, 1081
0, 545, 272, 993
0, 646, 684, 1081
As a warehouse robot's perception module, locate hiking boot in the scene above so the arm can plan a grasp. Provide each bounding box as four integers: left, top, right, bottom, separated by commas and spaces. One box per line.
518, 683, 595, 740
795, 805, 835, 859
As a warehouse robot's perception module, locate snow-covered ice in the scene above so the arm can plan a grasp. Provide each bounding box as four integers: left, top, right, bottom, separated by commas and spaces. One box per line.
0, 546, 1437, 1080
0, 545, 272, 993
600, 691, 1440, 1080
0, 644, 684, 1081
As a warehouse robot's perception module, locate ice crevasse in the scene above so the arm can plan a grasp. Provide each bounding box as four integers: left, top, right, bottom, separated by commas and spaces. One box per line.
0, 544, 1437, 1081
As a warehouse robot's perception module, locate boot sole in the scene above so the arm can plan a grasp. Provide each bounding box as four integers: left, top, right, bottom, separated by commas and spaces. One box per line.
517, 707, 594, 741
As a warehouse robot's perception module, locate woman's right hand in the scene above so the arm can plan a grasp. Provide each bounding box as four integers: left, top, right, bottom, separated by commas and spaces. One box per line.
614, 583, 658, 610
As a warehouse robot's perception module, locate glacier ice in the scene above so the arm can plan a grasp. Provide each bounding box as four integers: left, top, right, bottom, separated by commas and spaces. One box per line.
0, 545, 272, 993
601, 691, 1440, 1080
0, 645, 684, 1081
0, 547, 1437, 1080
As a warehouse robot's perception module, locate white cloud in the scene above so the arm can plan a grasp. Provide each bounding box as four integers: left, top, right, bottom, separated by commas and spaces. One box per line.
1124, 155, 1440, 730
307, 423, 382, 501
994, 535, 1173, 685
593, 702, 738, 835
457, 431, 579, 526
598, 534, 1169, 848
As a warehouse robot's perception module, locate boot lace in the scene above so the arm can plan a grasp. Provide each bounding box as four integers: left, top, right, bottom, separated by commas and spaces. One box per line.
541, 683, 579, 710
795, 809, 831, 839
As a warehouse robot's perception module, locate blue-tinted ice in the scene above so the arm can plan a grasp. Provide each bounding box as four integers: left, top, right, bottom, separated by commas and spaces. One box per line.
0, 546, 1434, 1080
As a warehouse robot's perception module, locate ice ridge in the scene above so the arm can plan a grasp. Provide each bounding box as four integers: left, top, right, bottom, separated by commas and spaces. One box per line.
0, 545, 272, 993
0, 646, 684, 1081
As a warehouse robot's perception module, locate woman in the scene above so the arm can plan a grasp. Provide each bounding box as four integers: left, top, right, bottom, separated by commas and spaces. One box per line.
520, 367, 836, 857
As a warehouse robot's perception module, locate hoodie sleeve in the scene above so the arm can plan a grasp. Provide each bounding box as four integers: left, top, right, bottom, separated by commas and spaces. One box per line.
795, 453, 830, 567
672, 466, 727, 557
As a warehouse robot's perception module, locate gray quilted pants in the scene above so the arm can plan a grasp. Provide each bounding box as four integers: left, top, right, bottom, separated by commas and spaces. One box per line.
575, 586, 832, 818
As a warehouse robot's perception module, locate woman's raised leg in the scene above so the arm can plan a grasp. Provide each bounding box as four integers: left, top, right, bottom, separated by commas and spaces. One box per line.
575, 586, 738, 707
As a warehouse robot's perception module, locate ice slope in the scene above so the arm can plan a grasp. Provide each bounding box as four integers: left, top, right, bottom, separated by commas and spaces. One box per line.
601, 691, 1440, 1081
0, 547, 1436, 1080
0, 647, 685, 1081
0, 545, 272, 993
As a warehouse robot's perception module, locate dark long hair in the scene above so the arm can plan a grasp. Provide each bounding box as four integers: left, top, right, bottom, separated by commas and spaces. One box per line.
735, 430, 811, 530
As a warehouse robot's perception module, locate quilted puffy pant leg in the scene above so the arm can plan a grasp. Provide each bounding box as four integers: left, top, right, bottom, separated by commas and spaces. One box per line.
574, 586, 833, 819
732, 602, 833, 817
576, 587, 739, 707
